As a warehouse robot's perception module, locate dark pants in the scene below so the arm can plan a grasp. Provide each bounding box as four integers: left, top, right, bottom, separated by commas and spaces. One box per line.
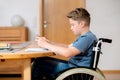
32, 57, 71, 80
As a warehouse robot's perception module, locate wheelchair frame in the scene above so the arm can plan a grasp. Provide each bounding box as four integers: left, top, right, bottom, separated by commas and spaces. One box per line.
55, 38, 112, 80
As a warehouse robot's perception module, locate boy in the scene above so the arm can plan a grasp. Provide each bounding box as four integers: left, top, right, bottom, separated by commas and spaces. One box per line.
32, 8, 97, 80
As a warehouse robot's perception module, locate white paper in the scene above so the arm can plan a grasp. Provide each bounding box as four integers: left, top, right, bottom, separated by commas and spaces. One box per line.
25, 48, 49, 52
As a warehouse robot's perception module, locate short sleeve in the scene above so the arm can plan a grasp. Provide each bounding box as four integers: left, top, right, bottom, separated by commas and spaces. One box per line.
73, 36, 93, 53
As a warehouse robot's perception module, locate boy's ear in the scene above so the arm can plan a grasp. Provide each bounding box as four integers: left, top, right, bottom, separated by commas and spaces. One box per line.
79, 21, 86, 27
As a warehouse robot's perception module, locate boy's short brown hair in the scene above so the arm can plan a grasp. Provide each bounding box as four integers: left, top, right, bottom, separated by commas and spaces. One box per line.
67, 8, 90, 26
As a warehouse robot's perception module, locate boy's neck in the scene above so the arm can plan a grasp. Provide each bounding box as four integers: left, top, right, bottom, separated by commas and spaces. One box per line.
80, 26, 89, 36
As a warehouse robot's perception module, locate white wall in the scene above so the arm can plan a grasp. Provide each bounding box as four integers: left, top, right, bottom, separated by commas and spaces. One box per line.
86, 0, 120, 70
0, 0, 120, 70
0, 0, 40, 40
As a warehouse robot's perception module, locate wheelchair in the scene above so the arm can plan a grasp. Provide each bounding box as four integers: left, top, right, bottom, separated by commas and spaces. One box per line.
55, 38, 112, 80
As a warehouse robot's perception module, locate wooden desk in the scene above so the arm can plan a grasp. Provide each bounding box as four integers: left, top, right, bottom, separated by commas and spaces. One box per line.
0, 42, 54, 80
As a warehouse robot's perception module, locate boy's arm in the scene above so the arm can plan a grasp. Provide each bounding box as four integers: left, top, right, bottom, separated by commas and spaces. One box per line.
35, 37, 81, 58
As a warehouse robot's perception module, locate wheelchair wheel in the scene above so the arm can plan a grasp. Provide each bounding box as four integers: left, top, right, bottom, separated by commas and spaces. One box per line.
55, 68, 106, 80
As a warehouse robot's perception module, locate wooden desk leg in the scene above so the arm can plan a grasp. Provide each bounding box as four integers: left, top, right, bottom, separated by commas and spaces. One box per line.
22, 59, 31, 80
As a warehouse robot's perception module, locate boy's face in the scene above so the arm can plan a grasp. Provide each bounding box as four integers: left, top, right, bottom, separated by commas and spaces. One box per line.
69, 18, 83, 36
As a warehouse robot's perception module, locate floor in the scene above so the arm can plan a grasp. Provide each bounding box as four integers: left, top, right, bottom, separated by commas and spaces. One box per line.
105, 73, 120, 80
0, 73, 120, 80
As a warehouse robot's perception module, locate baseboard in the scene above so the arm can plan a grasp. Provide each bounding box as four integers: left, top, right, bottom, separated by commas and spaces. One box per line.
102, 70, 120, 74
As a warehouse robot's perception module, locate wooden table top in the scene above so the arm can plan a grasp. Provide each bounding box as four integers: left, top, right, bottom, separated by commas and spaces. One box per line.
0, 41, 55, 59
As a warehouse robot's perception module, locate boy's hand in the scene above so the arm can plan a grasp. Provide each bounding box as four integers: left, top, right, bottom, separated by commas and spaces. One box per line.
35, 37, 49, 48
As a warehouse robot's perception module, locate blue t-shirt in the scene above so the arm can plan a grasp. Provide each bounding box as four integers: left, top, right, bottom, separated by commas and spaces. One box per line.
69, 31, 97, 67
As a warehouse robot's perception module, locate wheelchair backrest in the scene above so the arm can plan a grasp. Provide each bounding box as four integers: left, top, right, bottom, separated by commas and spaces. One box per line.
90, 38, 112, 70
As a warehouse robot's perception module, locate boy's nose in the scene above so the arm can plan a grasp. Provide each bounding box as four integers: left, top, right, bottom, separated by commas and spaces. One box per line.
70, 26, 73, 30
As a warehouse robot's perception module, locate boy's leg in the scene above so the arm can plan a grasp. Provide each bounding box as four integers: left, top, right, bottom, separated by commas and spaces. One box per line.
32, 57, 70, 80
